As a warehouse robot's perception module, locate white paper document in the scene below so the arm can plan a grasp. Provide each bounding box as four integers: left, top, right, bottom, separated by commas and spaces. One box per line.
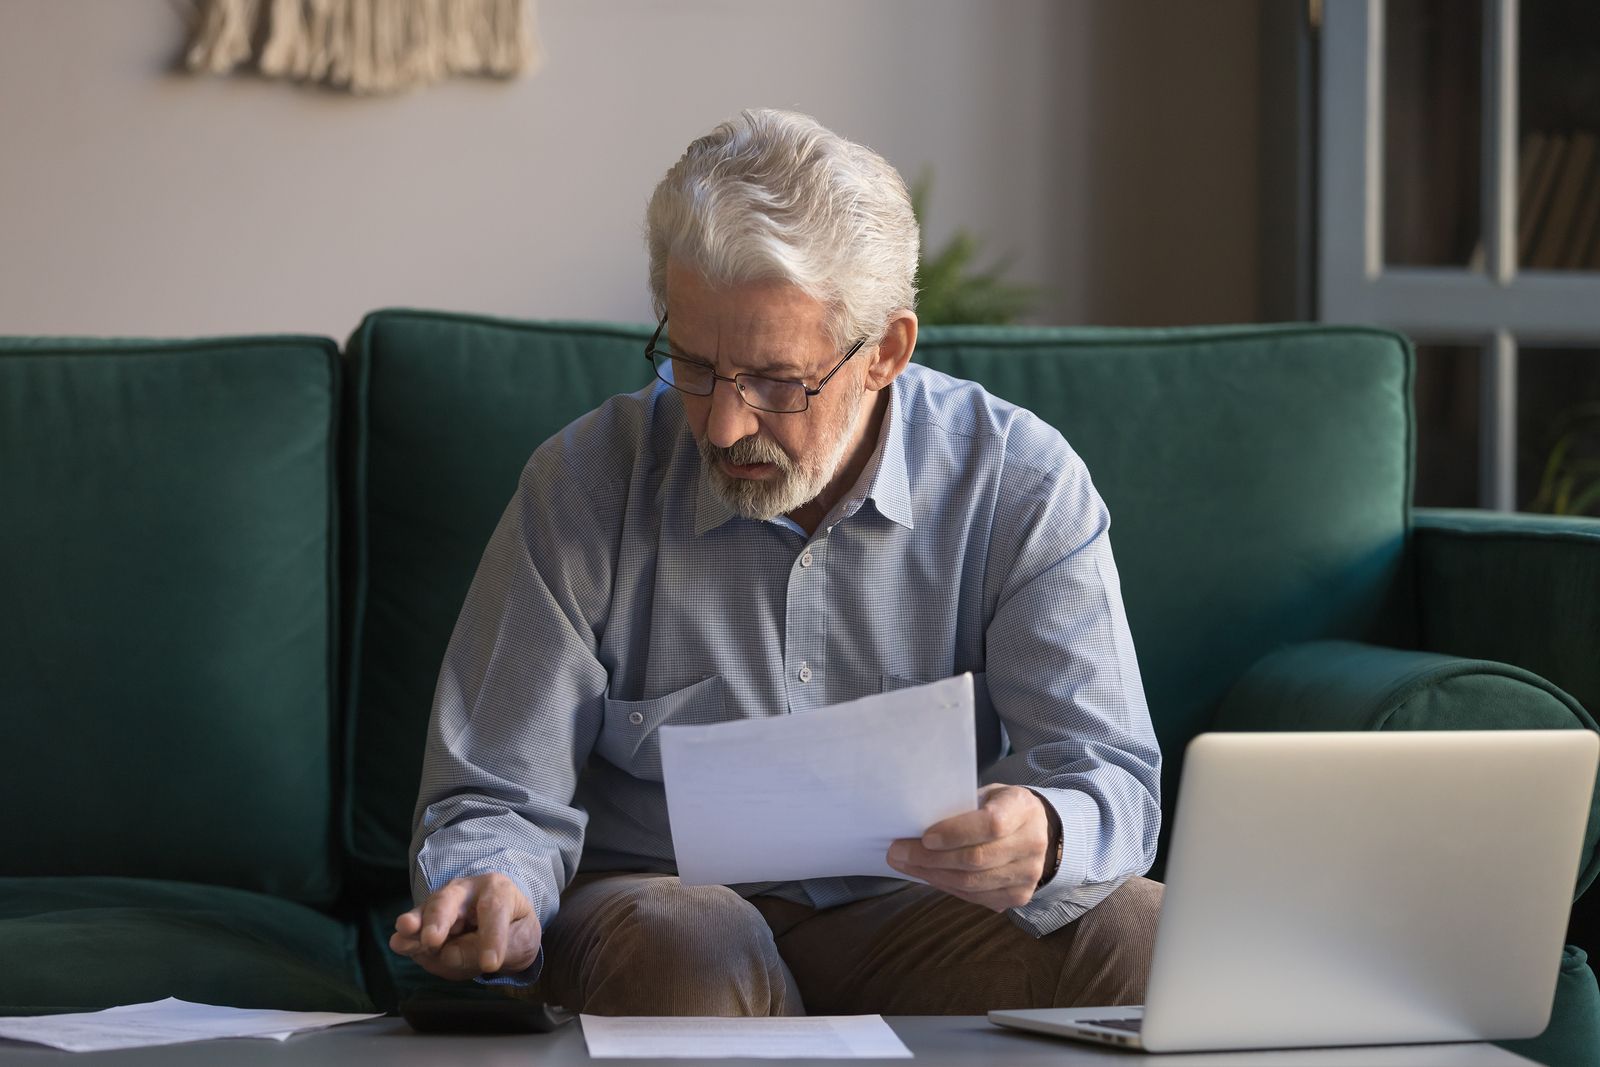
580, 1014, 913, 1059
660, 672, 977, 885
0, 997, 384, 1052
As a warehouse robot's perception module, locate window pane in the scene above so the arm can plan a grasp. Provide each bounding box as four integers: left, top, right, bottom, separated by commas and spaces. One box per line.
1384, 0, 1483, 268
1414, 345, 1481, 507
1518, 346, 1600, 515
1518, 0, 1600, 271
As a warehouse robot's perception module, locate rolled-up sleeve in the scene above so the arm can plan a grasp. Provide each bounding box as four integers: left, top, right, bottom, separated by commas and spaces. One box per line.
979, 421, 1162, 937
408, 431, 618, 984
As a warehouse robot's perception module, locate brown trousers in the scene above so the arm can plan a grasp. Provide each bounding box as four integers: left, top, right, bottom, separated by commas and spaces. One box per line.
522, 871, 1163, 1016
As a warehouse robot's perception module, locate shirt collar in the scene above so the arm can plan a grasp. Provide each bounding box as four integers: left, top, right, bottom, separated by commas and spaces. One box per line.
693, 458, 740, 536
692, 378, 915, 537
865, 381, 915, 530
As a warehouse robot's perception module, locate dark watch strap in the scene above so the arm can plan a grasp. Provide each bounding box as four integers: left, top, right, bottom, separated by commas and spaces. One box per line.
1027, 788, 1064, 888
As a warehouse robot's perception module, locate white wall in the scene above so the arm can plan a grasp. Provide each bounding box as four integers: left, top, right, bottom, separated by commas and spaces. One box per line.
0, 0, 1260, 340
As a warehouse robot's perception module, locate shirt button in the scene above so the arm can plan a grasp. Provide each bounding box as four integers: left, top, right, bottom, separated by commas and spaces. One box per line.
798, 663, 812, 683
627, 711, 644, 726
800, 552, 813, 568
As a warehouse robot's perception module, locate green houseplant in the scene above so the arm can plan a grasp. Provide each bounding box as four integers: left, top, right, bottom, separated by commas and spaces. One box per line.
1529, 402, 1600, 516
911, 173, 1040, 326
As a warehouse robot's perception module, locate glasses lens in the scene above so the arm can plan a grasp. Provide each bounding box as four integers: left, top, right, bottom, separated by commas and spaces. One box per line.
653, 350, 715, 395
740, 375, 807, 413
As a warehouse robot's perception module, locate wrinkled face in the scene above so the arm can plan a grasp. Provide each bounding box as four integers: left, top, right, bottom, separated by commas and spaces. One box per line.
664, 260, 870, 521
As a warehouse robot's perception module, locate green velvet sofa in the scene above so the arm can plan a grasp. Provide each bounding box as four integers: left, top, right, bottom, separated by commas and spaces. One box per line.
3, 312, 1598, 1065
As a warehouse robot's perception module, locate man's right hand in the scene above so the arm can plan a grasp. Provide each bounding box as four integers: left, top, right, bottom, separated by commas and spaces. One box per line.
389, 873, 543, 981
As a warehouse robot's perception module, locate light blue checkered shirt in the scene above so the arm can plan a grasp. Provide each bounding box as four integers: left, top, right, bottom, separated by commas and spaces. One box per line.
411, 363, 1161, 983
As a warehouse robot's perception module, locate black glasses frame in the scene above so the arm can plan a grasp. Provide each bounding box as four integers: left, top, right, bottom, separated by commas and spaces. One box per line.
644, 315, 867, 414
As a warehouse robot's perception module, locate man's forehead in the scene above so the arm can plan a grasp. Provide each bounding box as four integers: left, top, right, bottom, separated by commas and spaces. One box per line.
664, 272, 832, 368
665, 320, 816, 377
668, 307, 815, 345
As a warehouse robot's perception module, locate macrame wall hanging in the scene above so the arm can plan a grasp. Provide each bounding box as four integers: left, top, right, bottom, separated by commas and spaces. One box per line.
184, 0, 540, 95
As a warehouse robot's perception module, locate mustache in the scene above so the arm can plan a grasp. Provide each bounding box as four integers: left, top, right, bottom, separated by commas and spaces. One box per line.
700, 435, 791, 469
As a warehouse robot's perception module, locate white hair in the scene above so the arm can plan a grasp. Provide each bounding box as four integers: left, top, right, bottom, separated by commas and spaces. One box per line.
645, 108, 919, 348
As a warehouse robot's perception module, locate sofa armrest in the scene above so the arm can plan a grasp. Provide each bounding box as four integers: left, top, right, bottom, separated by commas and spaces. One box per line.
1414, 508, 1600, 719
1499, 946, 1600, 1067
1212, 639, 1600, 897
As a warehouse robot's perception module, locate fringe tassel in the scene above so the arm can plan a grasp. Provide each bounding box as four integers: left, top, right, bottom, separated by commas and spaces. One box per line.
184, 0, 540, 94
185, 0, 261, 74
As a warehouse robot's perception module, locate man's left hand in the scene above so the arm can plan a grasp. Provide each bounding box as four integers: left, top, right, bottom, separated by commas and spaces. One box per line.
886, 783, 1052, 912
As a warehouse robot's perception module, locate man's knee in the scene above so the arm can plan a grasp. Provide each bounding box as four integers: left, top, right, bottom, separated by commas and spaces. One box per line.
1090, 876, 1164, 935
609, 881, 766, 970
1056, 876, 1164, 1007
553, 876, 798, 1016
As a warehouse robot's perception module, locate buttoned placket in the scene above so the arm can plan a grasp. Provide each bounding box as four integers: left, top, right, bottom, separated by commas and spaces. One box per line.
782, 532, 829, 713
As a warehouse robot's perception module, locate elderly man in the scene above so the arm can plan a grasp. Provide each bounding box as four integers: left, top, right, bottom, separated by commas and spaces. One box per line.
390, 109, 1163, 1016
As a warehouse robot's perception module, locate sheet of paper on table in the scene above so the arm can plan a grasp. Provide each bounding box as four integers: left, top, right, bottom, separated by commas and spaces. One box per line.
659, 672, 977, 885
0, 997, 384, 1052
580, 1014, 914, 1059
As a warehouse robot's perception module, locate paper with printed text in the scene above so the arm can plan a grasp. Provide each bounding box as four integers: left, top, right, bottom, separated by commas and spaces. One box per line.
660, 673, 977, 885
0, 997, 382, 1053
580, 1014, 913, 1058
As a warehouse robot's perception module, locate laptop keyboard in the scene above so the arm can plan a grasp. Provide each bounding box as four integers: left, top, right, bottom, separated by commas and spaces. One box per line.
1082, 1017, 1143, 1033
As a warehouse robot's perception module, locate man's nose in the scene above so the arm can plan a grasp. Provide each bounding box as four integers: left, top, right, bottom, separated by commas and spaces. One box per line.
705, 378, 760, 449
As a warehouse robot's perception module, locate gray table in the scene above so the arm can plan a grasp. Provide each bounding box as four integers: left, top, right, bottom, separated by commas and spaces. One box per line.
0, 1016, 1539, 1065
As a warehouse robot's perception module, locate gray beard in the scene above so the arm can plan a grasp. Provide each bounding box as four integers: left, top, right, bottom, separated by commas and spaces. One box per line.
699, 390, 864, 522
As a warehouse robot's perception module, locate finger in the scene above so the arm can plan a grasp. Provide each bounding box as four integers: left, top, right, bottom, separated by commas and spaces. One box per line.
919, 790, 1026, 851
389, 931, 423, 955
398, 930, 496, 980
476, 879, 515, 972
438, 930, 487, 975
891, 835, 1016, 872
420, 881, 475, 950
896, 825, 1043, 870
976, 783, 1008, 802
897, 858, 1039, 903
394, 908, 423, 935
409, 936, 489, 982
898, 854, 1038, 892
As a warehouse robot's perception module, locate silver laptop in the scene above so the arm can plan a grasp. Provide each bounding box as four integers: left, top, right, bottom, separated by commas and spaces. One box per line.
990, 729, 1598, 1053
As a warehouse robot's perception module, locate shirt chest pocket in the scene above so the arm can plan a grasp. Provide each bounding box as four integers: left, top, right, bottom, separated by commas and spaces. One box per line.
598, 674, 727, 782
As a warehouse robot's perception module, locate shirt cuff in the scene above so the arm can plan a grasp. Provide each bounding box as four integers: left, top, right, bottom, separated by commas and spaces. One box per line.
1029, 786, 1097, 892
475, 946, 545, 988
1007, 787, 1117, 936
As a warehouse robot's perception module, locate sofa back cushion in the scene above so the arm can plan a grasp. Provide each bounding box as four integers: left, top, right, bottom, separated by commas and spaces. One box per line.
915, 325, 1415, 816
345, 314, 1413, 886
342, 312, 655, 884
0, 337, 341, 905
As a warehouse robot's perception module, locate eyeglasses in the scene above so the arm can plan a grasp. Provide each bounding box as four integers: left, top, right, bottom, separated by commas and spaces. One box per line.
645, 315, 866, 414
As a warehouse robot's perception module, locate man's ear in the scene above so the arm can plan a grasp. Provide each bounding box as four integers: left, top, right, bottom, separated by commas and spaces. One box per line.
865, 310, 918, 392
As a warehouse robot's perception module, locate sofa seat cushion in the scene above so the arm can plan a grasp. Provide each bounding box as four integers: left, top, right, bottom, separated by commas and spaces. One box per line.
1214, 639, 1600, 897
0, 877, 372, 1015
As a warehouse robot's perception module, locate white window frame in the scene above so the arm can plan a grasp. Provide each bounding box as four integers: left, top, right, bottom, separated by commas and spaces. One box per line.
1320, 0, 1600, 510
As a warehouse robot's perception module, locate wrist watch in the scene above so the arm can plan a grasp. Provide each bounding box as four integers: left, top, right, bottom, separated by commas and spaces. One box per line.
1028, 788, 1065, 888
